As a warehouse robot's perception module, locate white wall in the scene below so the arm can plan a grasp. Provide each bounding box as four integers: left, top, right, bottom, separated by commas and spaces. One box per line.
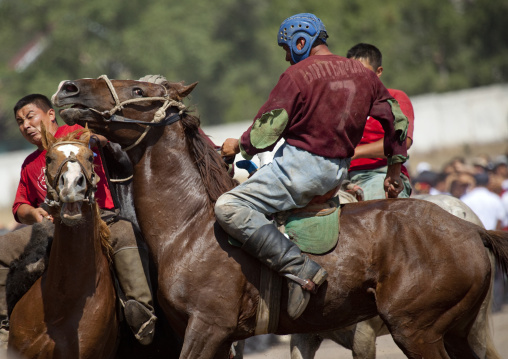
0, 150, 31, 208
410, 84, 508, 153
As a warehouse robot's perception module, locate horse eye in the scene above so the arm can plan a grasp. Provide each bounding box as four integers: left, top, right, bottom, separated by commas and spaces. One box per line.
133, 88, 144, 97
46, 157, 52, 165
88, 155, 94, 163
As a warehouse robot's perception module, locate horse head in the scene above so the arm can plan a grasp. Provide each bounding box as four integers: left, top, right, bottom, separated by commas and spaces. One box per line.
52, 75, 235, 206
42, 126, 99, 226
52, 75, 198, 150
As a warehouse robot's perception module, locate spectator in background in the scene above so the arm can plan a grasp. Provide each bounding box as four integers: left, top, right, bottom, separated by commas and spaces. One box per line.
429, 172, 451, 195
443, 156, 470, 175
471, 155, 492, 175
448, 172, 475, 198
461, 172, 506, 230
493, 155, 508, 195
412, 170, 437, 195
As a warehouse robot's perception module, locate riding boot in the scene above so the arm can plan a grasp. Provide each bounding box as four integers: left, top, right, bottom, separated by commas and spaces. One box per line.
242, 224, 328, 320
113, 248, 157, 345
0, 268, 9, 350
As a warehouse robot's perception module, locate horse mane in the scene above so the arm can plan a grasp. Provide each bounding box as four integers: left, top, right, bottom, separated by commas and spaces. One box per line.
51, 127, 113, 259
180, 111, 238, 204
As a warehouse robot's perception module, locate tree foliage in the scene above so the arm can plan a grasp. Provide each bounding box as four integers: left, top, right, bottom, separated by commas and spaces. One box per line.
0, 0, 506, 151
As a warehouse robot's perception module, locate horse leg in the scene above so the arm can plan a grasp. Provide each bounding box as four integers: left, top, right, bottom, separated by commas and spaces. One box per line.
444, 327, 481, 359
351, 317, 386, 359
231, 340, 245, 359
179, 316, 232, 359
214, 341, 235, 359
290, 333, 324, 359
379, 295, 483, 359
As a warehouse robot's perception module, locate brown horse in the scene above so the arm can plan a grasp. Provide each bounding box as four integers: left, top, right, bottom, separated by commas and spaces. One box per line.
52, 76, 508, 359
8, 128, 117, 358
289, 194, 501, 359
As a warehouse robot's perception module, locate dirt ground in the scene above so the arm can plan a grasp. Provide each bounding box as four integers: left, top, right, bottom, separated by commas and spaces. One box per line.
244, 305, 508, 359
2, 307, 508, 359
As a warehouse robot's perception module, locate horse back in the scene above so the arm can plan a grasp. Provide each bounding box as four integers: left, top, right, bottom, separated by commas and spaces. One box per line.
333, 198, 489, 277
292, 198, 492, 331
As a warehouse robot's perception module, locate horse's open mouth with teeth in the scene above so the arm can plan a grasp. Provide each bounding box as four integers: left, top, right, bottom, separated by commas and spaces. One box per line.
61, 201, 84, 225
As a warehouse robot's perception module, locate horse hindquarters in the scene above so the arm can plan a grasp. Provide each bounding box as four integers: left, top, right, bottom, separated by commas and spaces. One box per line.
349, 201, 491, 359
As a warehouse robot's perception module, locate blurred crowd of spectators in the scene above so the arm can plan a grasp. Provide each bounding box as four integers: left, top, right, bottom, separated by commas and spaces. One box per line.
411, 153, 508, 230
412, 154, 508, 197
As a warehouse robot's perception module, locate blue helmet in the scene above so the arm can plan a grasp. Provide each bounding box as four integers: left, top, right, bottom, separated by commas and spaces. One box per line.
278, 13, 328, 64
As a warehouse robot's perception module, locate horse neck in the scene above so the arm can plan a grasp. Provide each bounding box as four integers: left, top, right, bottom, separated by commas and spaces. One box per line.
128, 127, 216, 263
130, 127, 212, 216
45, 206, 109, 300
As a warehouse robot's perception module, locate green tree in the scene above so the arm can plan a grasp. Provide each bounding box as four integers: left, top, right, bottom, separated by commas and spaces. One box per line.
0, 0, 507, 151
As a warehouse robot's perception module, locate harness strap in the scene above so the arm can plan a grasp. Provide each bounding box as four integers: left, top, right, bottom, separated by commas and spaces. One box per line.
44, 141, 98, 207
255, 265, 282, 335
91, 75, 187, 151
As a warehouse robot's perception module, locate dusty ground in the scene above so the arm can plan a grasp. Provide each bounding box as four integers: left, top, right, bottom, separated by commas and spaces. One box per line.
3, 308, 507, 358
244, 306, 508, 359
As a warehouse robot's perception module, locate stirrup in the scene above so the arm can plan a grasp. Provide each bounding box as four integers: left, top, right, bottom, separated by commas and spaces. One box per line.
285, 268, 328, 320
284, 267, 328, 292
124, 300, 157, 345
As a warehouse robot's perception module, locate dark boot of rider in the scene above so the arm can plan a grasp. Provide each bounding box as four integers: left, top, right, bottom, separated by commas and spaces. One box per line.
242, 224, 327, 320
113, 248, 157, 345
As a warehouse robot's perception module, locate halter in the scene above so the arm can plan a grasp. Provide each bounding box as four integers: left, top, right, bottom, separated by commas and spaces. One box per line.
44, 141, 99, 207
87, 75, 187, 151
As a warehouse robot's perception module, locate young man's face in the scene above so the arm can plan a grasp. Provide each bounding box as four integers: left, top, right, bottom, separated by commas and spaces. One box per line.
15, 104, 56, 149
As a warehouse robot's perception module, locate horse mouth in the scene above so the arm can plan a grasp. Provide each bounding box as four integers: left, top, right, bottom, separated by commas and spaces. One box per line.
59, 106, 96, 126
60, 201, 83, 225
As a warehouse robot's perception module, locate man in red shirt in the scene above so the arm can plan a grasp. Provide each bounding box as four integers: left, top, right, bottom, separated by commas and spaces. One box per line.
215, 14, 408, 320
346, 43, 415, 199
0, 94, 156, 346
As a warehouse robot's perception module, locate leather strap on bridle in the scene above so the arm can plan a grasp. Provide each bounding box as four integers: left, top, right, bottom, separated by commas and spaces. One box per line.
86, 75, 187, 151
44, 141, 99, 207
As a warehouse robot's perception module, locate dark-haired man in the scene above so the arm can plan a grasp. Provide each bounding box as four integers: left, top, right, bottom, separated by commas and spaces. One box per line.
346, 43, 415, 200
215, 14, 408, 320
0, 94, 157, 348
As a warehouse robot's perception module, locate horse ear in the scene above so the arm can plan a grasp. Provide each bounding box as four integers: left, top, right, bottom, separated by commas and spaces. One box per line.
166, 81, 198, 100
40, 122, 55, 151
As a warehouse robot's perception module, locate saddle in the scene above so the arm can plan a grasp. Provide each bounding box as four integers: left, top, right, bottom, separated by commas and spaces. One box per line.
274, 187, 341, 255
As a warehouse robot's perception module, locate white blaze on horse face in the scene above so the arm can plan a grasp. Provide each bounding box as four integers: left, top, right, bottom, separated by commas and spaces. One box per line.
57, 144, 82, 158
56, 145, 87, 202
59, 161, 86, 202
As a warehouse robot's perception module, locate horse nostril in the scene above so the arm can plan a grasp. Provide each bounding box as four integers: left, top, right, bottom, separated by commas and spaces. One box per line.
77, 175, 85, 188
63, 81, 79, 95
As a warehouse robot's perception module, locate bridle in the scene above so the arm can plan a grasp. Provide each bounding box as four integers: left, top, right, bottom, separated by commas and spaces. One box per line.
44, 141, 99, 208
86, 75, 187, 151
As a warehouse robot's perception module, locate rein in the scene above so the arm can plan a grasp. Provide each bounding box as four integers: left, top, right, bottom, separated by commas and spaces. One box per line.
87, 75, 187, 151
44, 141, 99, 208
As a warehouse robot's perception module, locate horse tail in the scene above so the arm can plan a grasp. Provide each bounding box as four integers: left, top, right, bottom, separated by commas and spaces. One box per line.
481, 230, 508, 275
481, 231, 508, 359
471, 249, 502, 359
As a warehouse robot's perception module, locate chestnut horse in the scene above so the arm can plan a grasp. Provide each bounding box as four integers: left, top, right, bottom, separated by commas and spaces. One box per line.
8, 128, 117, 358
289, 194, 500, 359
52, 76, 508, 359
